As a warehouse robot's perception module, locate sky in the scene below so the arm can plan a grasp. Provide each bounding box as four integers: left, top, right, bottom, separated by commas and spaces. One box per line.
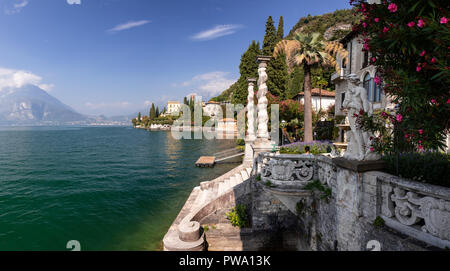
0, 0, 351, 116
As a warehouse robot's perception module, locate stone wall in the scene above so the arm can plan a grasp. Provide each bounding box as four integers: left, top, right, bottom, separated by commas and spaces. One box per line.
250, 153, 450, 251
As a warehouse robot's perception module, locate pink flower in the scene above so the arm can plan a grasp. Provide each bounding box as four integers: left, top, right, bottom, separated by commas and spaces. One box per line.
396, 114, 403, 122
362, 22, 367, 28
372, 57, 376, 63
419, 129, 423, 135
374, 76, 381, 85
405, 134, 409, 139
370, 147, 374, 152
418, 140, 422, 144
388, 3, 398, 13
363, 43, 369, 51
431, 99, 436, 104
407, 21, 415, 28
440, 17, 448, 24
420, 50, 426, 57
417, 19, 425, 28
447, 99, 450, 104
383, 27, 389, 33
431, 57, 436, 64
418, 145, 423, 150
416, 65, 422, 72
374, 18, 380, 23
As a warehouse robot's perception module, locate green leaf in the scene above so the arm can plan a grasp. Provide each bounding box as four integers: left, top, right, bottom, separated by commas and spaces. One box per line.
408, 1, 421, 13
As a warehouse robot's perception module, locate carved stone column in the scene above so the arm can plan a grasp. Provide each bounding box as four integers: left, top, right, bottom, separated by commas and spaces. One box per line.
256, 56, 271, 139
244, 78, 257, 166
246, 78, 257, 141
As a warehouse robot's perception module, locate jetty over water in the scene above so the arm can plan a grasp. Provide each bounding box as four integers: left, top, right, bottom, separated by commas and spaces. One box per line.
195, 148, 244, 167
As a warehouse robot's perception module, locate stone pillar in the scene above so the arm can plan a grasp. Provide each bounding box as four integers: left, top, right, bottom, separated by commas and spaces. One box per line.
246, 78, 257, 141
256, 56, 271, 139
251, 56, 276, 155
244, 78, 257, 166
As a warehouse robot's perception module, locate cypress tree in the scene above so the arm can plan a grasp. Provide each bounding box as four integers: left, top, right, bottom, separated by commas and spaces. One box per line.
262, 16, 277, 55
150, 103, 156, 120
137, 112, 141, 122
277, 16, 284, 41
183, 97, 188, 105
232, 41, 261, 105
267, 53, 289, 99
156, 106, 160, 117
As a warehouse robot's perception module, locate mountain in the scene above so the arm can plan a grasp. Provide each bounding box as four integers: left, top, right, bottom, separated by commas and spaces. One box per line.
0, 84, 86, 125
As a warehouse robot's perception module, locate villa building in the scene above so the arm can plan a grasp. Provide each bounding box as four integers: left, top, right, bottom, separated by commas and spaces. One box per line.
203, 101, 222, 117
166, 101, 181, 115
293, 88, 335, 112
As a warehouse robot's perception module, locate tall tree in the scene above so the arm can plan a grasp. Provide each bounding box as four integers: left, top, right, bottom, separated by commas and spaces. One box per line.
262, 16, 277, 55
267, 53, 289, 99
277, 16, 284, 41
183, 97, 188, 105
150, 103, 156, 120
274, 32, 346, 142
137, 112, 141, 122
287, 66, 304, 99
232, 41, 261, 105
156, 106, 160, 117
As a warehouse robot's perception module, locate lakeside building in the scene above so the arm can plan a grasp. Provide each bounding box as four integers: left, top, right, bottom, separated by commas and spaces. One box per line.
203, 101, 222, 117
216, 118, 237, 134
166, 101, 181, 116
293, 88, 335, 112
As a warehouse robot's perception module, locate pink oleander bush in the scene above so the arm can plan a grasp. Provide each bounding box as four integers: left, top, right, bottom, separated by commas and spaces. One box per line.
350, 0, 450, 153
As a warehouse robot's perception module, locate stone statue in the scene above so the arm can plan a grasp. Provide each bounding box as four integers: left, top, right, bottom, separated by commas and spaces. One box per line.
342, 74, 380, 161
256, 59, 270, 139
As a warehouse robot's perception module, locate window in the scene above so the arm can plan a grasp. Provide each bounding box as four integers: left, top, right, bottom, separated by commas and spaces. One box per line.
341, 92, 345, 107
363, 73, 373, 102
374, 72, 383, 102
362, 51, 369, 68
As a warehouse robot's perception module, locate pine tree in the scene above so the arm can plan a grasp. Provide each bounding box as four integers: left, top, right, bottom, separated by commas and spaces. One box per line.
156, 106, 160, 117
277, 16, 284, 41
262, 16, 277, 55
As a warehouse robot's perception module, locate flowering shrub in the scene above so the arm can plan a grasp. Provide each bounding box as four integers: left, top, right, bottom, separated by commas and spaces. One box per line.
351, 0, 450, 152
280, 140, 334, 154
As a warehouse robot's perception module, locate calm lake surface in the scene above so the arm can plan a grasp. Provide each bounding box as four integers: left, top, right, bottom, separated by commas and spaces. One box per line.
0, 126, 237, 251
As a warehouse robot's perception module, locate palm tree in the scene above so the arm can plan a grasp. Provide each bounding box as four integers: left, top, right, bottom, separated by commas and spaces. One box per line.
274, 32, 347, 142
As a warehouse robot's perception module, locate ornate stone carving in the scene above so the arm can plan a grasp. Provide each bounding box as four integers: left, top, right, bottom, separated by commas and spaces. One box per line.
317, 160, 337, 186
258, 154, 314, 184
256, 57, 270, 139
342, 74, 380, 161
246, 78, 257, 141
379, 183, 450, 242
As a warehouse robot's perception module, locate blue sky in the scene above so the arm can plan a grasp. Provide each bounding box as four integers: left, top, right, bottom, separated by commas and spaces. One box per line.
0, 0, 351, 116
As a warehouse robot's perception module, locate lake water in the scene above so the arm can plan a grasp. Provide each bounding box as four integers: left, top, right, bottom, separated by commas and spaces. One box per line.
0, 126, 237, 251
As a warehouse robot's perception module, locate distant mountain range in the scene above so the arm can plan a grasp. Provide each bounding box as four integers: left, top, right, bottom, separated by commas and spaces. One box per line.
0, 85, 131, 126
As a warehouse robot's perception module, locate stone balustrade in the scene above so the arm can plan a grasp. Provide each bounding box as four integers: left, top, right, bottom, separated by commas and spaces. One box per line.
377, 174, 450, 249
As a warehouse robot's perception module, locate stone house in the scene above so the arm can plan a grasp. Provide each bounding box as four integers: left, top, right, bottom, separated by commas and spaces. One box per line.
293, 88, 336, 112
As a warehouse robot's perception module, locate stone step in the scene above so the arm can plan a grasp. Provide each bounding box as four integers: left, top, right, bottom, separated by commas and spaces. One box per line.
240, 170, 249, 181
225, 177, 235, 191
234, 173, 243, 185
218, 181, 225, 196
245, 167, 252, 176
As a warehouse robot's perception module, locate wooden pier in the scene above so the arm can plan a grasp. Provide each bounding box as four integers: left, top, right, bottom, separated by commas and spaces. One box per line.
195, 156, 216, 167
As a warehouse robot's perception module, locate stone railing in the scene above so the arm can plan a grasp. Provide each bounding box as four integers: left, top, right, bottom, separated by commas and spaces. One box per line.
377, 174, 450, 249
253, 153, 336, 189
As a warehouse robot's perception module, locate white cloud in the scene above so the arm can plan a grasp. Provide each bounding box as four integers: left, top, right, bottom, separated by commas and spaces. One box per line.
0, 67, 53, 92
181, 71, 237, 97
191, 24, 242, 41
5, 0, 28, 14
108, 20, 151, 33
67, 0, 81, 4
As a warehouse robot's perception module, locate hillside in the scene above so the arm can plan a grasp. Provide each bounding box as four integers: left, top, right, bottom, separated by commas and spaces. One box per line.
211, 9, 359, 103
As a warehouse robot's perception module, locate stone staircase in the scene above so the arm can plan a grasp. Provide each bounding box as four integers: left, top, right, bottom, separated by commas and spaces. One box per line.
192, 167, 252, 210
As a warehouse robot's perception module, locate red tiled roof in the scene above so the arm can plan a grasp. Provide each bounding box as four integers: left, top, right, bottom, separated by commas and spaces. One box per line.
297, 88, 335, 97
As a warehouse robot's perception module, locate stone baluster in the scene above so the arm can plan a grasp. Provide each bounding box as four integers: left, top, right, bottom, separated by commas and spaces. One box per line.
256, 56, 271, 139
246, 78, 257, 141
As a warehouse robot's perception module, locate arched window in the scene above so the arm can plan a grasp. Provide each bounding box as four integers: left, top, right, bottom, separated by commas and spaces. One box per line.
374, 72, 383, 102
363, 73, 373, 102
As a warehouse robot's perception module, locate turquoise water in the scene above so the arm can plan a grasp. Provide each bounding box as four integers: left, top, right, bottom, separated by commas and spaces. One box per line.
0, 126, 237, 251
